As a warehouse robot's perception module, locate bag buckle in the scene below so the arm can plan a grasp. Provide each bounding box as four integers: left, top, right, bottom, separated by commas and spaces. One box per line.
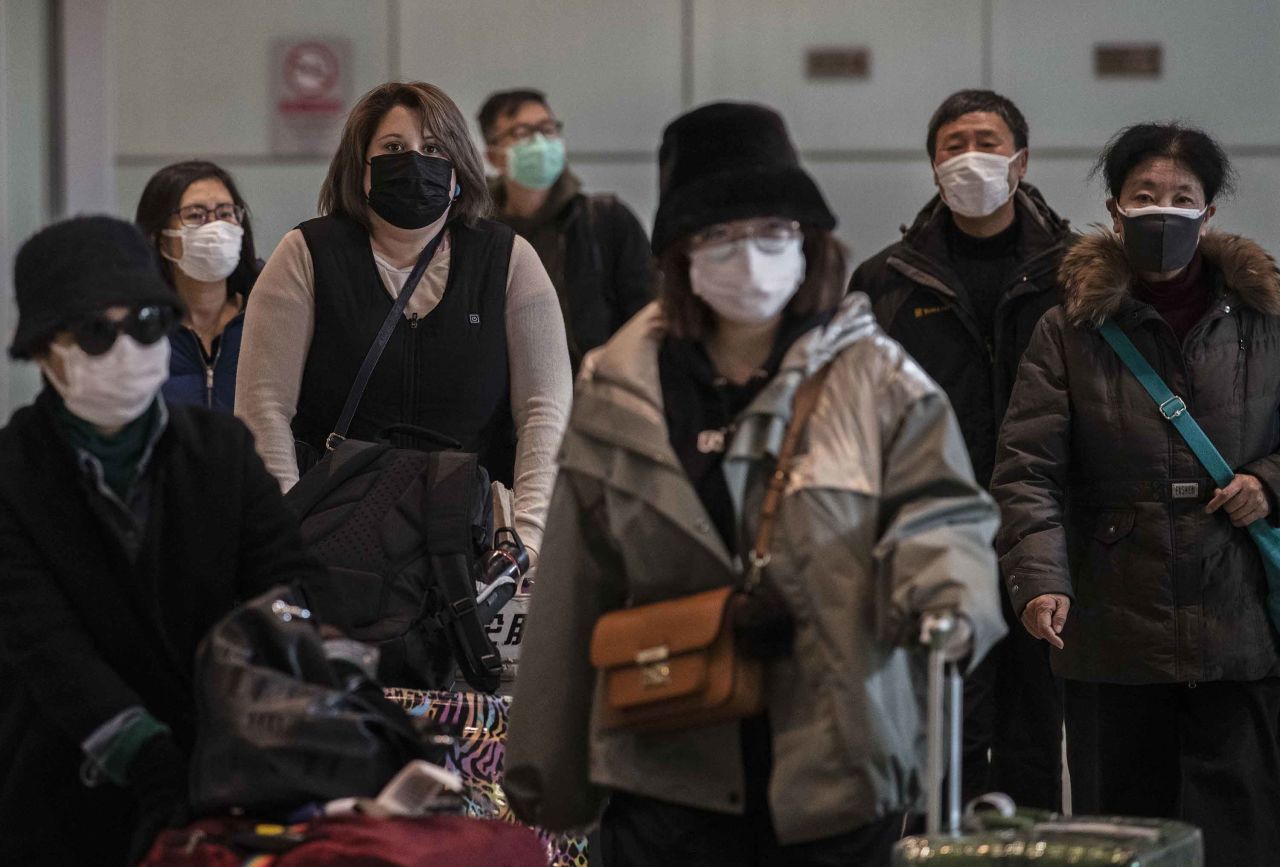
324, 432, 346, 452
635, 646, 671, 688
1159, 396, 1187, 420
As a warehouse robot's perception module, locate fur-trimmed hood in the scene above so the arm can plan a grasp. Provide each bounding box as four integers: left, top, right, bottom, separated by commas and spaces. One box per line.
1061, 229, 1280, 325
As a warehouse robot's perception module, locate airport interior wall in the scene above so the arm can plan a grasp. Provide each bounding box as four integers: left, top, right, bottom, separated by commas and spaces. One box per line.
3, 0, 1280, 419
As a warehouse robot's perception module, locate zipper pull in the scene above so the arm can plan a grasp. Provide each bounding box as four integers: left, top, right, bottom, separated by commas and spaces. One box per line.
205, 366, 215, 408
409, 312, 419, 330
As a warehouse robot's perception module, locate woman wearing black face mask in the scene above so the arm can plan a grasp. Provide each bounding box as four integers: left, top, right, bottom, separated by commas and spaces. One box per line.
991, 123, 1280, 867
236, 81, 572, 567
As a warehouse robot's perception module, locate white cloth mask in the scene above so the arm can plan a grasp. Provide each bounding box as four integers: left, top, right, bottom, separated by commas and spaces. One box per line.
689, 237, 806, 325
162, 220, 244, 282
935, 149, 1024, 218
41, 335, 170, 428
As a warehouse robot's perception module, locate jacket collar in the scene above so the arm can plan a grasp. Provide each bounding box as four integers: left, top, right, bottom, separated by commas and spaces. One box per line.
1061, 229, 1280, 326
577, 294, 879, 447
899, 182, 1071, 268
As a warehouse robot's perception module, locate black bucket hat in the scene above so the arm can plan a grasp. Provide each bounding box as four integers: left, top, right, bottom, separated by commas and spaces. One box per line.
10, 215, 183, 359
650, 101, 837, 255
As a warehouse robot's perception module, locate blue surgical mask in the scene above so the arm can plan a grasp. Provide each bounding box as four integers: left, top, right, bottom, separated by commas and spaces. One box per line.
505, 133, 566, 191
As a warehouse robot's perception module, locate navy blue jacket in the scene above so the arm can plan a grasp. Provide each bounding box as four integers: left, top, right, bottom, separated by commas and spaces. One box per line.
162, 313, 243, 412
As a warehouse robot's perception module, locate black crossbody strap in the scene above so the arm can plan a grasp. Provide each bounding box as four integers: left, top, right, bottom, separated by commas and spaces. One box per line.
326, 229, 448, 450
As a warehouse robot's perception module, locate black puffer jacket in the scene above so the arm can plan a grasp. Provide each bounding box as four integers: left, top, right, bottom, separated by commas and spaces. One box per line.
992, 230, 1280, 684
849, 184, 1072, 486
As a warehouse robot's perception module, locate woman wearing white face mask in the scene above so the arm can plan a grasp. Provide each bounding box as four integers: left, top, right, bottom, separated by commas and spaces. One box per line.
0, 216, 326, 864
136, 160, 258, 411
504, 103, 1005, 866
992, 123, 1280, 867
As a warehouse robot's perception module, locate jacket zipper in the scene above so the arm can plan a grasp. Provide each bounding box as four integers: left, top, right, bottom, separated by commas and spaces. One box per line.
204, 340, 223, 409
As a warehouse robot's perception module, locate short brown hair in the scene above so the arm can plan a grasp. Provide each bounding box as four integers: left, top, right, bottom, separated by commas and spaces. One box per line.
659, 229, 848, 341
319, 81, 491, 228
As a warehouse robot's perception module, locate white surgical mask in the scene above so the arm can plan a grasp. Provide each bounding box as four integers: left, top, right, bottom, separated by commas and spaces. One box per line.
161, 220, 244, 283
689, 237, 806, 325
41, 335, 170, 428
935, 149, 1024, 218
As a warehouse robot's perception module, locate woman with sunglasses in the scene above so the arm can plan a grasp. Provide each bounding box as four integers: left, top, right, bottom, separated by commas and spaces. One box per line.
236, 81, 572, 568
504, 103, 1004, 866
135, 160, 257, 412
0, 216, 325, 864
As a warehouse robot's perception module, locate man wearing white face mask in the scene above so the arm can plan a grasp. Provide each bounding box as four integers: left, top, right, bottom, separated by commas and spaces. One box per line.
478, 88, 654, 372
0, 216, 326, 865
850, 89, 1074, 811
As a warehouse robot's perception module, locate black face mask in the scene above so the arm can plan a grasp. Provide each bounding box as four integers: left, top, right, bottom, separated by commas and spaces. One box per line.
1119, 207, 1206, 273
367, 152, 456, 230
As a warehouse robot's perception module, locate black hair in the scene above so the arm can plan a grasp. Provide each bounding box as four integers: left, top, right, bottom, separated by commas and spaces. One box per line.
926, 89, 1029, 160
134, 160, 258, 300
477, 88, 549, 143
1092, 122, 1234, 203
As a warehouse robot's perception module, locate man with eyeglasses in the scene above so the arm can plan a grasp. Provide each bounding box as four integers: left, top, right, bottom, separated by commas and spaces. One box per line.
478, 89, 654, 370
0, 216, 324, 864
849, 89, 1074, 812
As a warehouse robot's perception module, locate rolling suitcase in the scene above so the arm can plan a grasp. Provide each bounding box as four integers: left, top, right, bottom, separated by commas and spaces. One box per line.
893, 614, 1203, 866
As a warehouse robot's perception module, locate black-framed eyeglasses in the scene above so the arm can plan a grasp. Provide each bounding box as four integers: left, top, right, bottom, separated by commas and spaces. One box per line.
173, 203, 245, 229
488, 119, 564, 146
689, 219, 803, 261
68, 305, 176, 356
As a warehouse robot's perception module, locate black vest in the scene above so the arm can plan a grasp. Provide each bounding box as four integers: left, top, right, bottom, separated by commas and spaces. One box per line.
292, 215, 517, 486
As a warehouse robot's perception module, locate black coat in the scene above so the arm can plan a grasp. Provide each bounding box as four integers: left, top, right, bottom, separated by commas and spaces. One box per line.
993, 231, 1280, 683
849, 184, 1072, 485
0, 391, 321, 864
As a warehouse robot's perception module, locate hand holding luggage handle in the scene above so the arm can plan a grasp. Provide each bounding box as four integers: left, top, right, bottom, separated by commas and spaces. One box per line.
920, 612, 963, 836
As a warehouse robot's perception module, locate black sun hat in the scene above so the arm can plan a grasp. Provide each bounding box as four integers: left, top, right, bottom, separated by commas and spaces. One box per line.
10, 215, 183, 359
650, 101, 837, 255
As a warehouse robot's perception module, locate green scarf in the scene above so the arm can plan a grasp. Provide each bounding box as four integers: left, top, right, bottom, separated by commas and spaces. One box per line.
56, 398, 161, 500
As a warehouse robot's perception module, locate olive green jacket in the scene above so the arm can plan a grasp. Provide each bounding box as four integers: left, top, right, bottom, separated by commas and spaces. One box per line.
504, 294, 1005, 844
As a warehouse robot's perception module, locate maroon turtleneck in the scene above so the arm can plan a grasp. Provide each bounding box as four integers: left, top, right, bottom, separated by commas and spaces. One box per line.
1134, 251, 1210, 342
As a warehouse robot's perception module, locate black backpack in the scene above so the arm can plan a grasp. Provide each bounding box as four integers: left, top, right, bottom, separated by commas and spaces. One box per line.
284, 229, 504, 693
285, 432, 503, 692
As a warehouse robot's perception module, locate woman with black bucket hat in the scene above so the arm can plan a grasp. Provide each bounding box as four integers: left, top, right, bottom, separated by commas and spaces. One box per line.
503, 102, 1005, 865
0, 216, 325, 864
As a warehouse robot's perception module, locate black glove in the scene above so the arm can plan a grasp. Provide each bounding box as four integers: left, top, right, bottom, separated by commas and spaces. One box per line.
126, 734, 190, 865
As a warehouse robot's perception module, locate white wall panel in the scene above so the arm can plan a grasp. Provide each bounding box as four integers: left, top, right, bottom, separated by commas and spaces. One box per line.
991, 0, 1280, 147
397, 0, 683, 152
114, 0, 391, 156
691, 0, 986, 150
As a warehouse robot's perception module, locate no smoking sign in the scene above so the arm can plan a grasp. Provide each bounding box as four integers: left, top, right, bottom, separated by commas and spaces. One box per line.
271, 37, 351, 155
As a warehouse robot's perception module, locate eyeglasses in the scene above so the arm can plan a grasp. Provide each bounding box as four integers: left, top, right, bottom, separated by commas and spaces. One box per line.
173, 203, 245, 229
489, 119, 564, 146
688, 219, 802, 261
68, 305, 176, 356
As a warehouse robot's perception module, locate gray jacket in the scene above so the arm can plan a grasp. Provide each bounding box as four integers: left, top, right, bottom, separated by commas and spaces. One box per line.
503, 293, 1005, 844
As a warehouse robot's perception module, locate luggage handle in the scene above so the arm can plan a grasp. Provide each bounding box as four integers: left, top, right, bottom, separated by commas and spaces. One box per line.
920, 612, 964, 837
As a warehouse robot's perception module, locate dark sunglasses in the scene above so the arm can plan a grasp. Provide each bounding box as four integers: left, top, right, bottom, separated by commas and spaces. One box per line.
68, 305, 176, 356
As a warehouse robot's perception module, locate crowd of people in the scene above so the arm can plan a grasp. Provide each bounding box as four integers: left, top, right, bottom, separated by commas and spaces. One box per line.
0, 77, 1277, 867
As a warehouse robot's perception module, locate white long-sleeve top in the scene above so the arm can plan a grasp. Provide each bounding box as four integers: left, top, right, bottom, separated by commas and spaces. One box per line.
234, 225, 572, 554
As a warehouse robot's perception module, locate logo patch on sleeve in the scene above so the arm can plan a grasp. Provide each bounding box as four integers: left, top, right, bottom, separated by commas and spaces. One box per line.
914, 305, 949, 319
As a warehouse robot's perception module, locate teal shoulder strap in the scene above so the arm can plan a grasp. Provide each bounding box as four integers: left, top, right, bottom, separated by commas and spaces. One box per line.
1099, 319, 1280, 636
1096, 319, 1235, 488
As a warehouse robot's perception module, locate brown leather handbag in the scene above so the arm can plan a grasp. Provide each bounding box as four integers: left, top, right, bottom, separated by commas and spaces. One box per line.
588, 365, 832, 734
